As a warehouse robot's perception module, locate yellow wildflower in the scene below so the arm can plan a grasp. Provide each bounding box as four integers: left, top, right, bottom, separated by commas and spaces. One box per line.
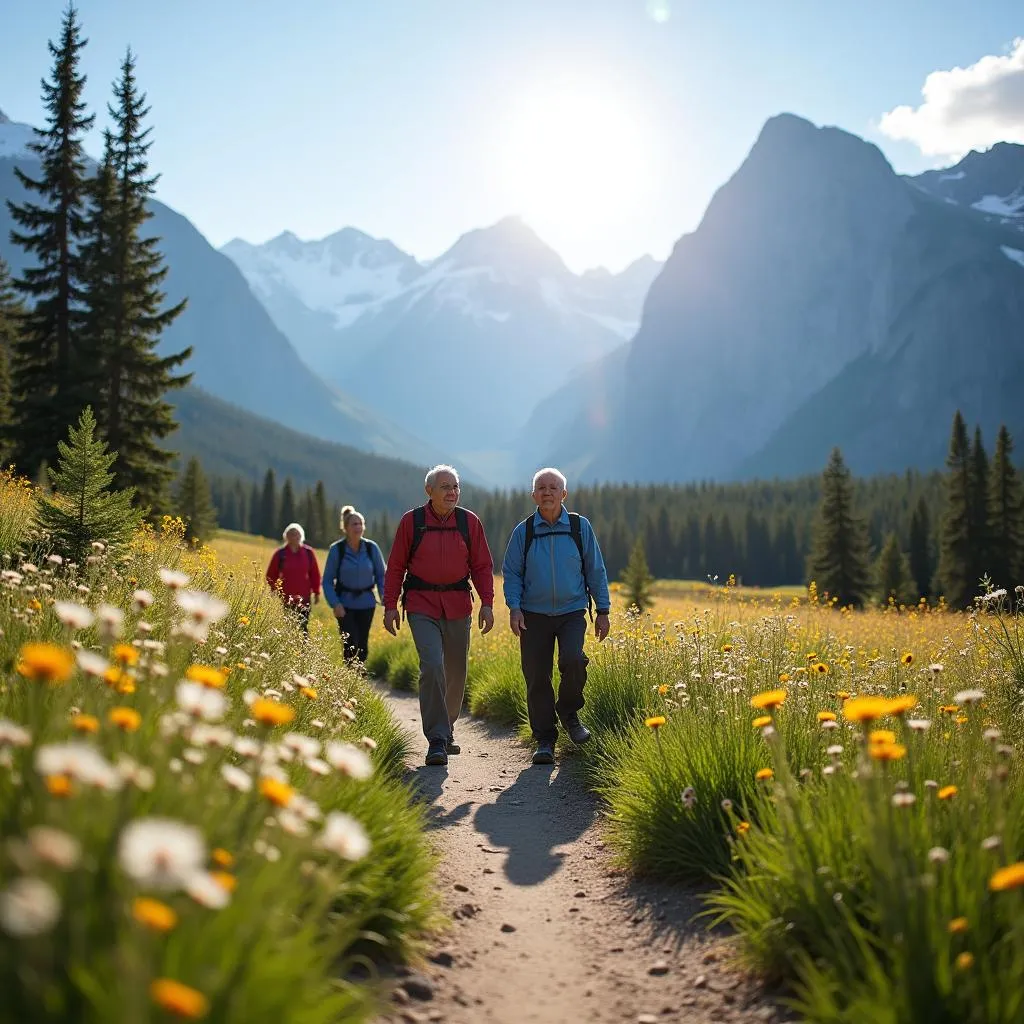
900, 652, 914, 666
259, 777, 294, 808
869, 729, 896, 745
133, 898, 177, 932
836, 690, 851, 700
113, 643, 139, 666
750, 689, 786, 710
251, 699, 296, 727
45, 774, 72, 797
990, 863, 1024, 892
71, 713, 99, 734
814, 662, 829, 675
956, 952, 974, 971
150, 979, 209, 1019
721, 643, 733, 653
778, 672, 791, 683
16, 642, 74, 684
211, 848, 234, 868
888, 695, 917, 716
869, 742, 907, 761
185, 664, 227, 689
817, 711, 837, 723
657, 684, 669, 696
109, 707, 142, 732
843, 697, 891, 723
939, 704, 959, 715
937, 785, 958, 801
736, 821, 751, 835
752, 715, 772, 728
238, 615, 250, 626
755, 768, 774, 781
211, 871, 237, 893
948, 917, 969, 934
300, 686, 318, 701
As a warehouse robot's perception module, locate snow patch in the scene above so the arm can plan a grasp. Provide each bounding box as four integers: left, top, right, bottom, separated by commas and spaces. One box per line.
0, 119, 36, 161
972, 193, 1024, 217
938, 170, 966, 181
1001, 246, 1024, 269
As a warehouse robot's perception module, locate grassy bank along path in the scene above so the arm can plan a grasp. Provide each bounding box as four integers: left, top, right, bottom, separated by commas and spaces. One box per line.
372, 686, 786, 1024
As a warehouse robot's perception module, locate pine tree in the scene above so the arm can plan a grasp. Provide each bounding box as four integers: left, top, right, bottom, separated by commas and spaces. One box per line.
87, 50, 190, 511
232, 478, 249, 534
908, 496, 933, 599
314, 481, 331, 544
875, 533, 915, 606
248, 480, 261, 537
36, 406, 142, 563
259, 469, 277, 538
988, 425, 1024, 590
808, 447, 873, 606
6, 4, 95, 476
279, 478, 296, 530
299, 488, 317, 546
621, 537, 654, 612
174, 457, 217, 543
0, 257, 23, 463
969, 426, 991, 587
937, 412, 976, 607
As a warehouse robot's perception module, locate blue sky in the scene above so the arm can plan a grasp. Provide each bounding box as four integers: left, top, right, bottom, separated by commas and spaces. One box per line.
1, 1, 1022, 271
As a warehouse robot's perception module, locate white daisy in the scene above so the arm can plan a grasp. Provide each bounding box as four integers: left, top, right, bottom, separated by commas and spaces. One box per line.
96, 604, 124, 639
176, 681, 227, 722
175, 589, 229, 624
158, 568, 190, 589
282, 733, 320, 759
118, 818, 205, 891
324, 742, 374, 780
185, 871, 231, 909
0, 877, 61, 937
317, 812, 371, 861
0, 719, 31, 748
27, 827, 81, 871
75, 650, 109, 678
53, 601, 94, 630
907, 719, 931, 732
954, 689, 985, 705
927, 846, 950, 864
221, 765, 253, 793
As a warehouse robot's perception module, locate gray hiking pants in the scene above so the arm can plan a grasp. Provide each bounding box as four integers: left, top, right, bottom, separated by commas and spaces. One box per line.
408, 613, 472, 742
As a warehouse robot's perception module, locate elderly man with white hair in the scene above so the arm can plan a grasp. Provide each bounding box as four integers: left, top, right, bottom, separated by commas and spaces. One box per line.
383, 465, 495, 766
265, 522, 322, 633
501, 467, 611, 765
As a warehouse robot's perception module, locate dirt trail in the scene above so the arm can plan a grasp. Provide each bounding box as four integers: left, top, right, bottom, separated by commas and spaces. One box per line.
374, 687, 787, 1024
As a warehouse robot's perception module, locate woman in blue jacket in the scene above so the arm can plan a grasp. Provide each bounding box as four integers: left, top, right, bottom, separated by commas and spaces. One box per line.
322, 505, 387, 663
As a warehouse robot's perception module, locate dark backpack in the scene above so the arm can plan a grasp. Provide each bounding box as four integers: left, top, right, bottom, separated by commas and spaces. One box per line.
332, 539, 378, 597
519, 512, 592, 616
401, 506, 473, 608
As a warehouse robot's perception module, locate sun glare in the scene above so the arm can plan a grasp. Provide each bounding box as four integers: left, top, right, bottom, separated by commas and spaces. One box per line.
498, 79, 653, 254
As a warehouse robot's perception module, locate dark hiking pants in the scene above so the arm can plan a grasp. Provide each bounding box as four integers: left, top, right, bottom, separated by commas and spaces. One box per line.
520, 609, 589, 743
339, 607, 375, 662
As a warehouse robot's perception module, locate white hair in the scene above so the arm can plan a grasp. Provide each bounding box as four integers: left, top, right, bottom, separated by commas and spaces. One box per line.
425, 464, 460, 488
282, 522, 305, 543
532, 467, 567, 491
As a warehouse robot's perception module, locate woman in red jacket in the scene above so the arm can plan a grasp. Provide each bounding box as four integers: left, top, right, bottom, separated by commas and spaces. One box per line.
266, 522, 321, 633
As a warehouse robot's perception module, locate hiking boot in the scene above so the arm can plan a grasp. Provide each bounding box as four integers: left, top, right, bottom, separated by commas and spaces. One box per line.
446, 735, 461, 755
532, 741, 555, 766
425, 739, 448, 766
564, 719, 591, 745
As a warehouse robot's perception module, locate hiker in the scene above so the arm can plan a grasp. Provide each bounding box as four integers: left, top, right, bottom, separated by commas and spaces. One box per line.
266, 522, 322, 633
383, 464, 495, 766
322, 505, 386, 663
501, 467, 611, 765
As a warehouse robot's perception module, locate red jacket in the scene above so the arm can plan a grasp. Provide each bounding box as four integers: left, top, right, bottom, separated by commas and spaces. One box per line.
266, 544, 321, 607
383, 503, 494, 618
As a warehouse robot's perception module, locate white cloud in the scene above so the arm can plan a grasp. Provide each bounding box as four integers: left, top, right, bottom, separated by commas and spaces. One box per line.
879, 38, 1024, 159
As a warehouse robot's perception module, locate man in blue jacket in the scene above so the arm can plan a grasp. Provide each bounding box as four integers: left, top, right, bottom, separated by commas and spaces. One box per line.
502, 467, 611, 765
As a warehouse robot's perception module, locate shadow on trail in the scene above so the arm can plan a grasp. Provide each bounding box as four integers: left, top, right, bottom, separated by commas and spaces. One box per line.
473, 758, 596, 887
404, 763, 475, 831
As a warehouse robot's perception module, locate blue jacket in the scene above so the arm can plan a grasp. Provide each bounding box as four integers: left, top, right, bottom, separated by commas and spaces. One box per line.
322, 538, 386, 611
502, 508, 611, 617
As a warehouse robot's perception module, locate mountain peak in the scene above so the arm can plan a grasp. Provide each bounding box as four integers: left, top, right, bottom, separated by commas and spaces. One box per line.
0, 109, 10, 125
441, 216, 568, 277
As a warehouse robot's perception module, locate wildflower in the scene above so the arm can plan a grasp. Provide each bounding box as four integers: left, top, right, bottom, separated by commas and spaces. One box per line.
175, 589, 229, 624
185, 872, 231, 910
928, 847, 950, 865
948, 917, 969, 934
360, 736, 378, 752
53, 601, 94, 630
220, 765, 253, 793
112, 643, 139, 666
251, 699, 296, 727
826, 744, 844, 756
983, 727, 1002, 744
806, 652, 818, 661
259, 777, 294, 808
150, 979, 209, 1019
721, 643, 733, 653
817, 711, 837, 723
96, 604, 124, 639
752, 715, 772, 728
778, 672, 791, 683
158, 568, 190, 589
318, 811, 371, 861
755, 768, 774, 781
888, 695, 917, 716
939, 704, 959, 715
46, 775, 72, 797
132, 897, 178, 932
681, 786, 696, 809
657, 684, 669, 696
283, 733, 320, 759
843, 697, 891, 723
109, 707, 142, 732
937, 785, 958, 801
211, 871, 236, 893
324, 741, 374, 780
644, 715, 667, 729
0, 719, 31, 747
929, 663, 944, 674
891, 792, 916, 808
836, 690, 851, 700
300, 685, 318, 700
900, 652, 914, 666
750, 688, 786, 710
16, 642, 74, 684
176, 682, 227, 722
814, 662, 829, 674
35, 742, 120, 791
870, 742, 907, 761
0, 877, 60, 937
720, 799, 733, 811
27, 826, 81, 870
989, 862, 1024, 892
238, 615, 250, 626
736, 821, 751, 835
184, 664, 228, 689
869, 729, 896, 745
907, 718, 931, 732
118, 819, 205, 891
982, 836, 1001, 851
71, 713, 99, 734
211, 848, 234, 869
956, 952, 974, 971
954, 689, 985, 705
132, 589, 155, 610
76, 649, 109, 678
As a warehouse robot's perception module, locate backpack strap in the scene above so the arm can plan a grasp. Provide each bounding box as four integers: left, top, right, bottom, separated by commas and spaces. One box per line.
455, 507, 472, 556
519, 515, 536, 577
569, 513, 593, 619
407, 506, 427, 566
401, 507, 472, 613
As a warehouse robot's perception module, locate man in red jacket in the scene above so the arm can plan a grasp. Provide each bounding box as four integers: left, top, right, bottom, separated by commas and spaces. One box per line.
266, 522, 321, 634
384, 465, 494, 766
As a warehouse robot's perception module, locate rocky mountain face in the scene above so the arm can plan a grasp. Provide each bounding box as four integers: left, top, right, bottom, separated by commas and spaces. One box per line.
222, 217, 661, 471
530, 116, 1024, 483
0, 109, 435, 467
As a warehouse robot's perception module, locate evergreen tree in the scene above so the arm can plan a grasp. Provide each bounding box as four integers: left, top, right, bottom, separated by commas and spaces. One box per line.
937, 412, 976, 607
988, 425, 1024, 590
314, 480, 331, 544
279, 477, 297, 530
248, 480, 261, 537
875, 532, 915, 606
621, 537, 654, 612
299, 488, 317, 546
259, 469, 277, 538
969, 426, 991, 587
87, 50, 190, 510
808, 447, 873, 606
908, 496, 933, 599
232, 478, 249, 534
36, 406, 142, 563
174, 457, 217, 543
0, 257, 23, 463
6, 4, 95, 476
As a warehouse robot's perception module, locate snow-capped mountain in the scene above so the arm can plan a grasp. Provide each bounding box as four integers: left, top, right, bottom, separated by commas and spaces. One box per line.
221, 217, 661, 467
0, 110, 35, 161
911, 142, 1024, 228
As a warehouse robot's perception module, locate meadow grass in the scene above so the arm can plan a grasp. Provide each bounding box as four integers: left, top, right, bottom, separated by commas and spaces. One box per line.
0, 493, 437, 1023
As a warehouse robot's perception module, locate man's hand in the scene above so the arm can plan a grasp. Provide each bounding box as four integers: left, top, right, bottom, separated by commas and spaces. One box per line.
509, 609, 526, 637
479, 605, 494, 634
333, 604, 346, 620
595, 613, 610, 642
384, 608, 401, 635
312, 593, 320, 605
